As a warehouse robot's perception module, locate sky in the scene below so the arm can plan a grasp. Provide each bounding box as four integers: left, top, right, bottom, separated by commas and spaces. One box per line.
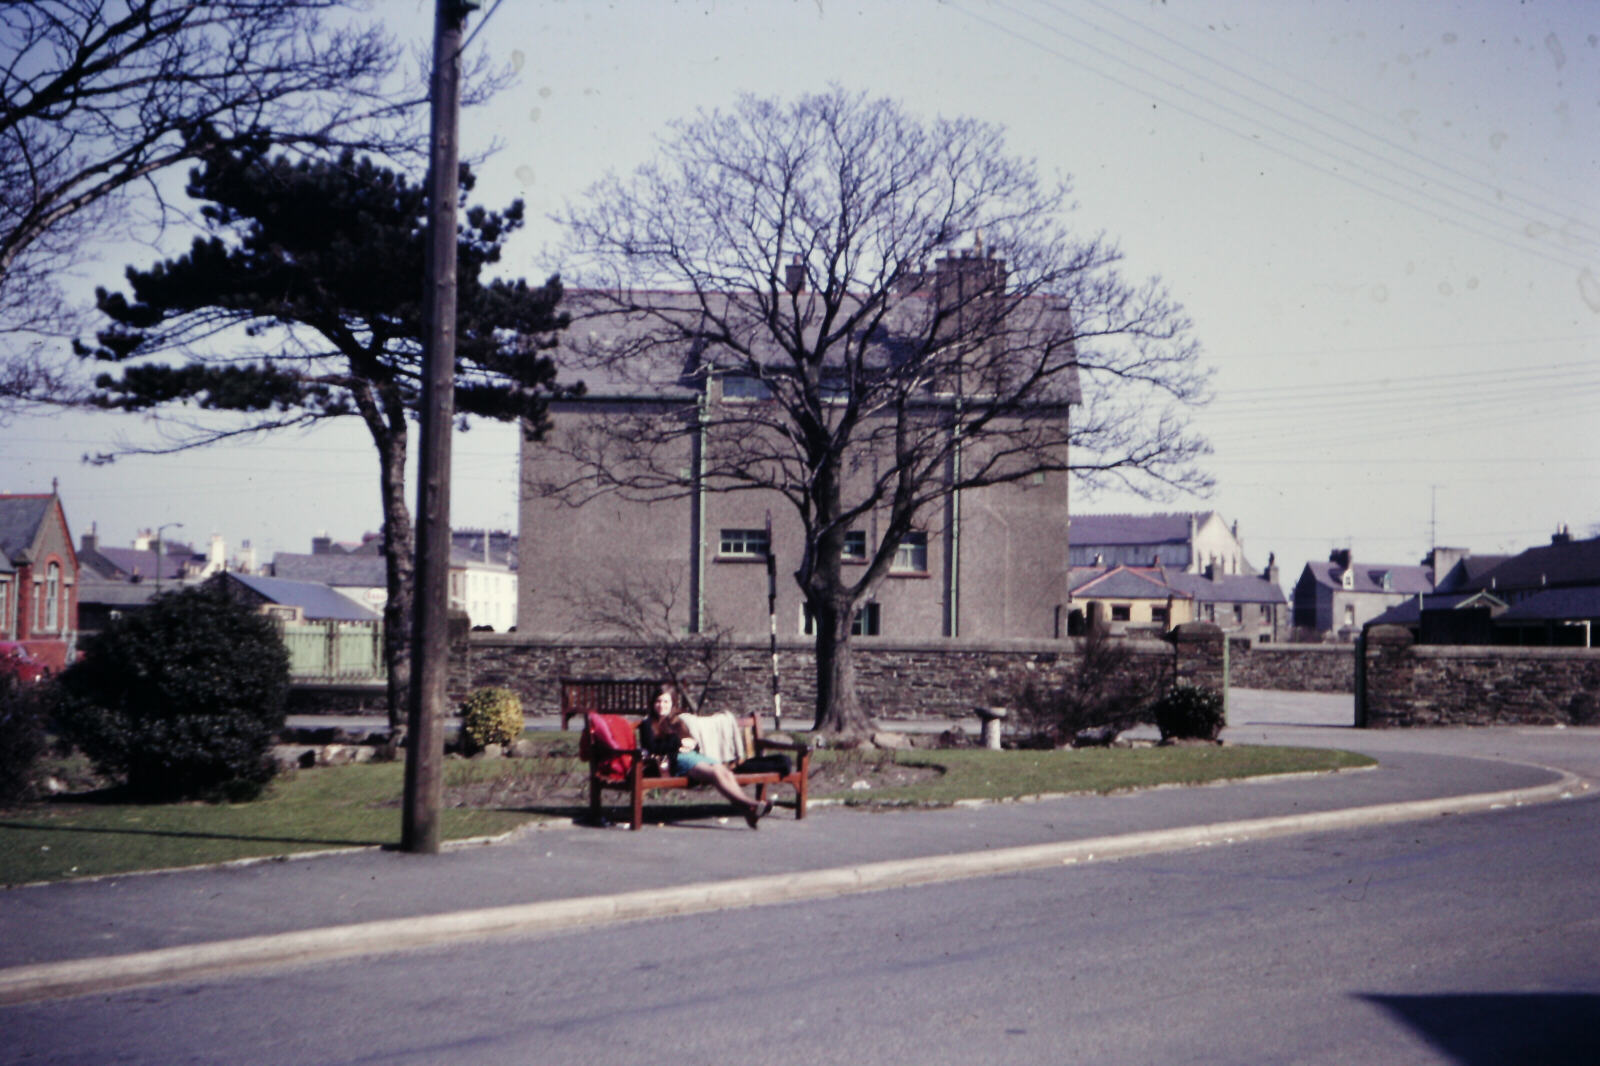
3, 0, 1596, 583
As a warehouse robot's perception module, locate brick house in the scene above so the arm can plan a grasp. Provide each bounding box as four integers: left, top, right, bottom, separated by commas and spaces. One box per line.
0, 491, 79, 671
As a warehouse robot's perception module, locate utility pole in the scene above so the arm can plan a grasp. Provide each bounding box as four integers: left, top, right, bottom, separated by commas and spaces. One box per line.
403, 0, 476, 854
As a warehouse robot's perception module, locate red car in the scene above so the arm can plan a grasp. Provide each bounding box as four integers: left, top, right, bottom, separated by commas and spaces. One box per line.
0, 641, 47, 684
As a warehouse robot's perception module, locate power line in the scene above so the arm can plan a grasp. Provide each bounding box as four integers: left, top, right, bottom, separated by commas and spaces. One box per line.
952, 1, 1593, 272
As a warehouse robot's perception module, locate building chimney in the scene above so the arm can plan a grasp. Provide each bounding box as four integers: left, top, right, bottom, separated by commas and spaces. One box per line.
1329, 547, 1352, 571
1552, 524, 1572, 545
312, 534, 333, 555
80, 526, 98, 554
1266, 552, 1280, 588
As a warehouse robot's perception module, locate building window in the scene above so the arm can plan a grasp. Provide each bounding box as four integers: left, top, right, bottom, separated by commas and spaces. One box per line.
1204, 603, 1216, 622
1150, 606, 1168, 626
1110, 604, 1131, 622
1233, 603, 1244, 624
718, 528, 770, 558
1343, 604, 1355, 627
842, 530, 867, 562
891, 532, 927, 574
801, 601, 881, 637
721, 374, 772, 401
0, 580, 8, 635
44, 563, 60, 631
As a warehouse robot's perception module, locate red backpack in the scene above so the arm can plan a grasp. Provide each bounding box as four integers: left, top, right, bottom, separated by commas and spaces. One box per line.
580, 712, 638, 781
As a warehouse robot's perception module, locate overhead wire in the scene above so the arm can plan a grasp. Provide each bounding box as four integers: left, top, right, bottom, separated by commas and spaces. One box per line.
951, 0, 1595, 272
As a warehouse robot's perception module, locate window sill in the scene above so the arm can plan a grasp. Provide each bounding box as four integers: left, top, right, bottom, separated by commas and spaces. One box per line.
714, 555, 768, 564
888, 570, 930, 579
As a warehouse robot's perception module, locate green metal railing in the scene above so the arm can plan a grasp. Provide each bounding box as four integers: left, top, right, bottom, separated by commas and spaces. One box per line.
277, 620, 385, 683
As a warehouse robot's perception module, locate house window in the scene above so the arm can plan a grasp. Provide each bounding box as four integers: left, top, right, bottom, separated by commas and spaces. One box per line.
842, 530, 867, 562
1150, 606, 1168, 626
0, 580, 8, 635
1233, 603, 1244, 624
44, 563, 60, 631
721, 374, 772, 401
1110, 604, 1131, 622
1343, 604, 1356, 627
1204, 603, 1216, 622
801, 601, 881, 636
718, 528, 770, 558
891, 532, 928, 574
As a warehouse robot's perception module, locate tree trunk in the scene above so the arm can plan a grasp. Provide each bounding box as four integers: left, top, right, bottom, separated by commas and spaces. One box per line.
811, 597, 874, 736
369, 405, 413, 735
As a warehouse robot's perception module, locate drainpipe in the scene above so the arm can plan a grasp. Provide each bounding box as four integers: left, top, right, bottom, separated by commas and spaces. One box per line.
690, 379, 710, 633
948, 399, 962, 638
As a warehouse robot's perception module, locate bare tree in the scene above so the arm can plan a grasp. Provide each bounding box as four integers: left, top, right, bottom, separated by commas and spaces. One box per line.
541, 88, 1211, 736
562, 566, 737, 717
0, 0, 494, 417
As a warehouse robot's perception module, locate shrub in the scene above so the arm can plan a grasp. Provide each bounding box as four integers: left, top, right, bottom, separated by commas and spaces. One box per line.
55, 585, 290, 801
1151, 684, 1226, 741
459, 687, 524, 753
0, 675, 49, 806
1010, 628, 1160, 747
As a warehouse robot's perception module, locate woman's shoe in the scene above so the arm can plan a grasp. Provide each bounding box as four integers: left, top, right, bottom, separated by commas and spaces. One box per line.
744, 799, 774, 829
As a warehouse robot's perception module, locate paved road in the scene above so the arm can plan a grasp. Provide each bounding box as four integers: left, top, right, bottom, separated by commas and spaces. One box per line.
5, 776, 1597, 1064
3, 690, 1598, 1064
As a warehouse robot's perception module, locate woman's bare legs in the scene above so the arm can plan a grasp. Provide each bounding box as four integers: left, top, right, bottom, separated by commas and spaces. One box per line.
686, 763, 772, 826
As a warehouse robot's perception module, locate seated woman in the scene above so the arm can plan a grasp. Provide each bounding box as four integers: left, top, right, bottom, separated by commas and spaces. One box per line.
640, 685, 773, 829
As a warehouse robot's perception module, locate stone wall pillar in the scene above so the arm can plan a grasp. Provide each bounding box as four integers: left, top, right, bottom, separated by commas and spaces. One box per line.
1360, 624, 1415, 728
1168, 621, 1226, 695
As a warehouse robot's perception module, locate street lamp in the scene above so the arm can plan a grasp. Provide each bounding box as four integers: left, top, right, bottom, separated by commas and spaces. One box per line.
154, 522, 183, 595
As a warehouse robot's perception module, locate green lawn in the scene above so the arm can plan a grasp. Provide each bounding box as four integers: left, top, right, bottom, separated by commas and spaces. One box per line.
813, 744, 1375, 806
0, 738, 1374, 885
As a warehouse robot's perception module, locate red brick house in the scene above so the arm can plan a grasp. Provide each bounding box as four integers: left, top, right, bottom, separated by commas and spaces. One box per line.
0, 490, 80, 671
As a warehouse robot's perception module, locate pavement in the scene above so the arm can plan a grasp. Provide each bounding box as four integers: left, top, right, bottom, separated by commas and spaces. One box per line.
1, 689, 1597, 1006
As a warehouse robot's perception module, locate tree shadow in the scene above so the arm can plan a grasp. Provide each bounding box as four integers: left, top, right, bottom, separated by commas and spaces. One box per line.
1360, 993, 1600, 1065
0, 820, 383, 849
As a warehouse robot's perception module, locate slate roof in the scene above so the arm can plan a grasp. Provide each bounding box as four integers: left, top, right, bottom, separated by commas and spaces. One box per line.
85, 546, 189, 582
1303, 561, 1433, 595
1163, 570, 1286, 605
0, 495, 51, 571
1070, 512, 1215, 547
1367, 591, 1506, 627
225, 573, 380, 621
1496, 586, 1600, 623
1070, 566, 1180, 599
271, 552, 387, 587
1434, 555, 1512, 593
1473, 536, 1600, 594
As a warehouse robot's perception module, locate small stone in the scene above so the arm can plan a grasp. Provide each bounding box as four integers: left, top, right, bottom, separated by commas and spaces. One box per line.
850, 779, 872, 791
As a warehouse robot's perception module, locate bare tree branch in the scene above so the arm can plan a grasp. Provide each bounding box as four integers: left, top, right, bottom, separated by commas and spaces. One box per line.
537, 88, 1211, 733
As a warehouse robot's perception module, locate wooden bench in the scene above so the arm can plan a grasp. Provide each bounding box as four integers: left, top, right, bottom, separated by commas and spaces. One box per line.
582, 712, 811, 830
559, 677, 661, 731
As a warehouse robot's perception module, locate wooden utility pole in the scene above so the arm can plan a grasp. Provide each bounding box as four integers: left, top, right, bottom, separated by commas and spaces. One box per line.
403, 0, 475, 854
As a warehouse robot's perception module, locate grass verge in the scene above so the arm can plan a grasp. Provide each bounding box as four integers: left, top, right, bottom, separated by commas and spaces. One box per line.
812, 744, 1376, 807
0, 738, 1373, 885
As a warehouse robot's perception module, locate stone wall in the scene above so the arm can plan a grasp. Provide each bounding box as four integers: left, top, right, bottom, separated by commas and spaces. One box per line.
1360, 625, 1600, 727
1227, 641, 1354, 693
453, 627, 1230, 724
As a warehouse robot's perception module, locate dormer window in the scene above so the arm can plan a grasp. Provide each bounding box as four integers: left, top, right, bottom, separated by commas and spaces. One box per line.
1340, 569, 1353, 590
1380, 571, 1393, 591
